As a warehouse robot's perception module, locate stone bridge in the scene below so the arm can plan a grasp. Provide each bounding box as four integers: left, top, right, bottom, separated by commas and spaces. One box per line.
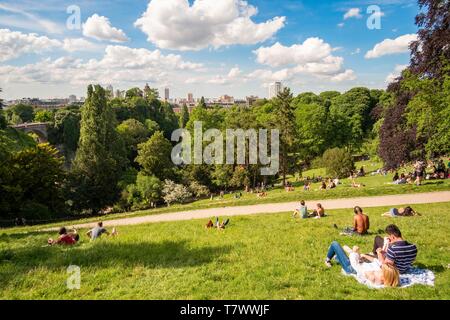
11, 122, 50, 142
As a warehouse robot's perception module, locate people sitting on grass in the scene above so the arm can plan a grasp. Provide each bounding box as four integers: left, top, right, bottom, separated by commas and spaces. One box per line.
48, 227, 79, 245
257, 191, 267, 198
327, 179, 336, 189
285, 182, 295, 192
86, 222, 117, 240
308, 203, 325, 219
336, 206, 370, 236
351, 179, 365, 188
319, 181, 327, 190
303, 182, 311, 191
205, 217, 230, 230
393, 172, 399, 182
324, 241, 400, 287
393, 173, 407, 184
372, 224, 418, 274
293, 200, 308, 219
381, 206, 420, 217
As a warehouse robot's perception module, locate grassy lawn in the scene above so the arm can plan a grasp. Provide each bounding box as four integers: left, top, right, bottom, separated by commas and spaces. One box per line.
1, 202, 449, 300
6, 160, 449, 233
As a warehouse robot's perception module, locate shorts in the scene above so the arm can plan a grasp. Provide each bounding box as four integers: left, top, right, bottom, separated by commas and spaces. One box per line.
389, 208, 399, 217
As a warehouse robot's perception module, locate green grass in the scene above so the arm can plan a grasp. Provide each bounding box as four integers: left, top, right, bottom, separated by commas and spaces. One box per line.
7, 160, 449, 233
1, 202, 449, 299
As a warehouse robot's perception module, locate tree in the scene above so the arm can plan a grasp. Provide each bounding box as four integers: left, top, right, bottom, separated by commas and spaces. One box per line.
49, 108, 81, 161
117, 119, 150, 163
0, 87, 3, 110
7, 104, 34, 124
135, 173, 162, 206
410, 0, 450, 78
188, 181, 210, 199
0, 143, 65, 220
126, 87, 144, 99
143, 84, 159, 100
179, 104, 190, 128
321, 148, 355, 178
272, 87, 298, 185
34, 109, 53, 123
135, 131, 173, 180
70, 85, 126, 213
329, 87, 377, 151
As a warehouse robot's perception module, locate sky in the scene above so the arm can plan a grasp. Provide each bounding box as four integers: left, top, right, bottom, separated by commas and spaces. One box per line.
0, 0, 420, 100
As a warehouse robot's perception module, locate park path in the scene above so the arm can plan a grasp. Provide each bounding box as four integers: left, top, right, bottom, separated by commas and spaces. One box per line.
43, 191, 450, 231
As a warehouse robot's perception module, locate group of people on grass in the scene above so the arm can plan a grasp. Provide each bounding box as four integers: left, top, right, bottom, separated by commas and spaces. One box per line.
48, 222, 117, 246
292, 200, 419, 287
293, 201, 326, 219
325, 224, 418, 287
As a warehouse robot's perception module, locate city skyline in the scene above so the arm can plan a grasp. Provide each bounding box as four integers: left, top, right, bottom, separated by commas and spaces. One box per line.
0, 0, 419, 99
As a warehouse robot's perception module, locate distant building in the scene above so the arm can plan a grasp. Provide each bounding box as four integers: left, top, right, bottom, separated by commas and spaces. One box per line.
106, 84, 113, 93
219, 95, 234, 104
268, 82, 283, 99
68, 95, 77, 103
164, 88, 170, 101
187, 93, 194, 104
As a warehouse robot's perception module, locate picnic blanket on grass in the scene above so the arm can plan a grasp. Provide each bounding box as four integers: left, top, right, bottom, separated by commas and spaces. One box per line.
342, 267, 435, 289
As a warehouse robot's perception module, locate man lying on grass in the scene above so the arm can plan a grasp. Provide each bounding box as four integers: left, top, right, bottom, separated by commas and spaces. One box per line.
86, 222, 118, 240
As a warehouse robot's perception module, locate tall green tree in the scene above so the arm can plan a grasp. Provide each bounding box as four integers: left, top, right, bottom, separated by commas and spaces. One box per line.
179, 104, 190, 128
135, 131, 174, 180
70, 85, 126, 213
272, 88, 298, 185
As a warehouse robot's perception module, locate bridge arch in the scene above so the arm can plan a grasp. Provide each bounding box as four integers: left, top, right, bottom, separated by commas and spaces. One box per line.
11, 123, 49, 143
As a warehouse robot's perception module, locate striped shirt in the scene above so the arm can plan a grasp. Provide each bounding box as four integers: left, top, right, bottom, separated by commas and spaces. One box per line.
386, 241, 418, 274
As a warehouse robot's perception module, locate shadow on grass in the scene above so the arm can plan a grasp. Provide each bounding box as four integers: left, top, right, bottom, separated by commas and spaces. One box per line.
414, 262, 446, 273
0, 240, 233, 287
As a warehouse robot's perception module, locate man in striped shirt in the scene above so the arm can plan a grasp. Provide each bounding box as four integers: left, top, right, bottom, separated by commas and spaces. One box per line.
373, 224, 418, 274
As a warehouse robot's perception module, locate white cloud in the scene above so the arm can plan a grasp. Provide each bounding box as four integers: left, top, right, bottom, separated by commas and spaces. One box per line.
337, 23, 345, 28
251, 38, 355, 83
385, 64, 408, 83
365, 34, 417, 59
254, 38, 333, 67
62, 38, 102, 52
0, 3, 62, 34
0, 28, 60, 62
134, 0, 286, 51
351, 48, 361, 55
207, 67, 242, 84
344, 8, 362, 20
0, 45, 203, 86
83, 14, 128, 43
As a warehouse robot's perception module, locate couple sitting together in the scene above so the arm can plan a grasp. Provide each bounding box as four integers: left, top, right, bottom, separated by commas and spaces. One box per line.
325, 224, 418, 287
293, 201, 325, 219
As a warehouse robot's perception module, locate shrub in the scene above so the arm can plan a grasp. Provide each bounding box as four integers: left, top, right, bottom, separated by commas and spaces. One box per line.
188, 181, 210, 199
322, 148, 355, 178
162, 180, 192, 206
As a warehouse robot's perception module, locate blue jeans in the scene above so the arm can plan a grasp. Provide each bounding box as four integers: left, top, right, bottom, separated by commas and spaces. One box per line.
326, 241, 356, 274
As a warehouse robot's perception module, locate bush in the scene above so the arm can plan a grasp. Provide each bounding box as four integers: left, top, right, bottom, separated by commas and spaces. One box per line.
162, 180, 192, 206
188, 181, 210, 199
322, 148, 355, 178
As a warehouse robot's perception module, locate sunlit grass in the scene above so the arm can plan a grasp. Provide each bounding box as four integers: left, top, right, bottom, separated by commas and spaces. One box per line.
1, 202, 449, 299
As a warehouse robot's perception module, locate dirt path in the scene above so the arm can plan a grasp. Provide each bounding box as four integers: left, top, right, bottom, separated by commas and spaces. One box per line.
45, 191, 450, 231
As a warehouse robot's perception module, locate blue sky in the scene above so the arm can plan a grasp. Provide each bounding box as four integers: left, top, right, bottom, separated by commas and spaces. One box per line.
0, 0, 419, 100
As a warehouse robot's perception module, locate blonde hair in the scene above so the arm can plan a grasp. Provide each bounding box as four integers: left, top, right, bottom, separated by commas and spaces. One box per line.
382, 264, 400, 287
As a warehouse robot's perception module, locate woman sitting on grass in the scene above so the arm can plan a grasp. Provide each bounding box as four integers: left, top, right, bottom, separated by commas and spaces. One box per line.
308, 203, 325, 219
324, 241, 400, 287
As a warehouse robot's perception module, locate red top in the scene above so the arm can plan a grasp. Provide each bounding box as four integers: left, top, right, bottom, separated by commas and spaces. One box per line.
58, 234, 76, 245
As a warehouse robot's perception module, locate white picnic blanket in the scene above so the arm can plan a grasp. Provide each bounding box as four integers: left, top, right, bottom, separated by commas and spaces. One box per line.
342, 267, 435, 289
